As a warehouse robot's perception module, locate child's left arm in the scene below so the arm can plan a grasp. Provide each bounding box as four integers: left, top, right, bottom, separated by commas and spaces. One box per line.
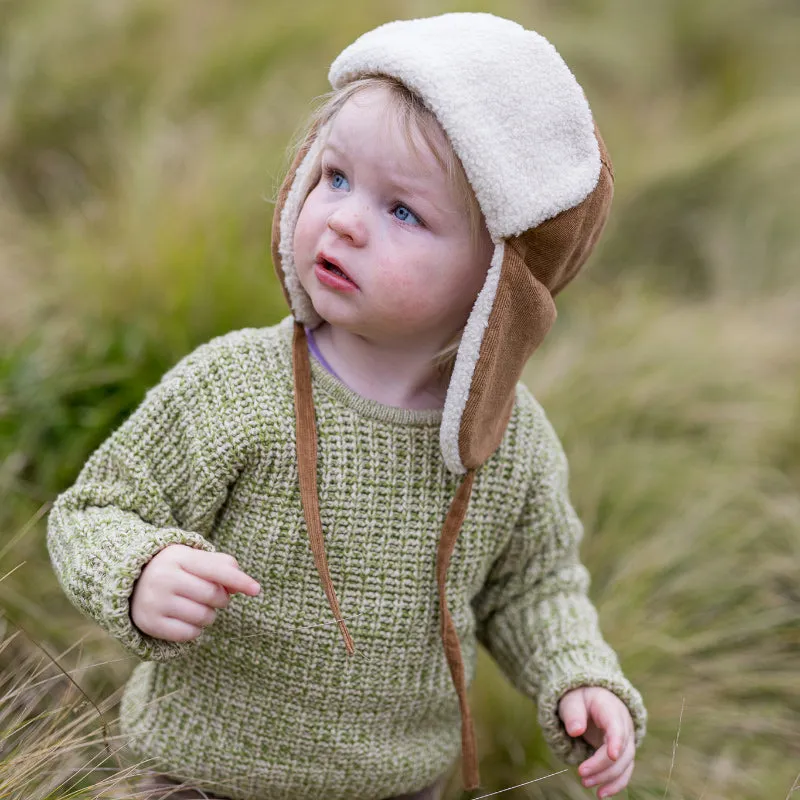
470, 410, 647, 775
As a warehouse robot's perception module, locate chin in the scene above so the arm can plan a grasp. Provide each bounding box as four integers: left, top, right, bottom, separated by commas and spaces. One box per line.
305, 300, 347, 330
306, 291, 351, 324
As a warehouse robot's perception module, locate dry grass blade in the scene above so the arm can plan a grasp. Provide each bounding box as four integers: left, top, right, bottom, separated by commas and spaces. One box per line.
786, 770, 800, 800
1, 618, 121, 776
470, 769, 570, 798
663, 697, 685, 799
0, 502, 51, 562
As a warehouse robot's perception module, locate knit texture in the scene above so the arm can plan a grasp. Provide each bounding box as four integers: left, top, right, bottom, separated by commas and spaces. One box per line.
47, 315, 646, 800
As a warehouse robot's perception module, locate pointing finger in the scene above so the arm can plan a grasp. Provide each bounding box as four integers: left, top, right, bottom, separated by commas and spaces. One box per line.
180, 551, 260, 596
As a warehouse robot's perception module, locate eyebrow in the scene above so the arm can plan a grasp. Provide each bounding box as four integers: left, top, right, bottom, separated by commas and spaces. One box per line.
322, 141, 437, 200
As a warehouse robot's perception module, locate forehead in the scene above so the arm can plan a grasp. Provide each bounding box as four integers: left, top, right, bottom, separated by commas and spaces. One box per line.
324, 86, 448, 183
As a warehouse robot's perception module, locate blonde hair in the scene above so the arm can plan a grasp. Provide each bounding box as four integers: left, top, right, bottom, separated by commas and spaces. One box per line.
282, 74, 489, 380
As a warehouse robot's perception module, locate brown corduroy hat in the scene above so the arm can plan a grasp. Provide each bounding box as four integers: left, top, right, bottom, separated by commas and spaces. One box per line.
270, 12, 614, 792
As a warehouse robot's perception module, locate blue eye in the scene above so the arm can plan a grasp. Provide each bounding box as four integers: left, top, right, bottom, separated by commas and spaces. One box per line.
393, 205, 421, 226
324, 166, 349, 191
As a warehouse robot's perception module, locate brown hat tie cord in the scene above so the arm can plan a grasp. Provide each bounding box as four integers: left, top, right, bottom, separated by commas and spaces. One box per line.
292, 322, 355, 656
436, 465, 480, 790
291, 321, 481, 791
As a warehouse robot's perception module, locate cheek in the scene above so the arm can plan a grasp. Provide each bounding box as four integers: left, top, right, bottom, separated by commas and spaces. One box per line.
374, 257, 441, 313
293, 205, 313, 255
293, 190, 326, 252
374, 252, 417, 291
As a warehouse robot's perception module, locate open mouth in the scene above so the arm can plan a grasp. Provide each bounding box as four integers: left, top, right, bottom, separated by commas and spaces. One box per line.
319, 258, 354, 284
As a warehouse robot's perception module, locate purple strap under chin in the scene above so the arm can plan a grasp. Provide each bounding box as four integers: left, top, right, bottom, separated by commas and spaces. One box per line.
304, 326, 342, 383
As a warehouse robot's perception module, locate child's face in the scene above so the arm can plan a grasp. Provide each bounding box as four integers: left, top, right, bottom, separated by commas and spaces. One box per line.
293, 85, 493, 350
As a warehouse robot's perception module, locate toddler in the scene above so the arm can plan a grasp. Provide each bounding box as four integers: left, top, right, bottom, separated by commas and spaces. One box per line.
47, 12, 646, 800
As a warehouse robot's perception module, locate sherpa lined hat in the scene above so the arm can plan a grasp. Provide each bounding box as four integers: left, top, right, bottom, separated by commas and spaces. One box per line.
270, 12, 614, 791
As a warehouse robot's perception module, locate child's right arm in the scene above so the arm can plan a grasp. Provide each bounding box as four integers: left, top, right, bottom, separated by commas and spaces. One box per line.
46, 352, 255, 662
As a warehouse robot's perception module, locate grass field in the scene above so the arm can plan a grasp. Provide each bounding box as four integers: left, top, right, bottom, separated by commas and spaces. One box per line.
1, 1, 798, 798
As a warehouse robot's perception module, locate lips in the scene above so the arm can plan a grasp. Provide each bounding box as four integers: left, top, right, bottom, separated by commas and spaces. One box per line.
315, 251, 357, 287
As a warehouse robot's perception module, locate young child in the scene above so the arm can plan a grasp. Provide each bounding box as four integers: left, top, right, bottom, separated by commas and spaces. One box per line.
47, 12, 646, 800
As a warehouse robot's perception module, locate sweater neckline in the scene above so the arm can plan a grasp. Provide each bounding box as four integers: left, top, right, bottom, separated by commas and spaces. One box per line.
277, 315, 443, 426
308, 353, 444, 427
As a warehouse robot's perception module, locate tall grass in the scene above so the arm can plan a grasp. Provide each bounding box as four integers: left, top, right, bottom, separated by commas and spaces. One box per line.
1, 1, 798, 798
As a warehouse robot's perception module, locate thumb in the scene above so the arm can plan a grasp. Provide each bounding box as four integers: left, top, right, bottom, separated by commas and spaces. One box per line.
558, 689, 588, 737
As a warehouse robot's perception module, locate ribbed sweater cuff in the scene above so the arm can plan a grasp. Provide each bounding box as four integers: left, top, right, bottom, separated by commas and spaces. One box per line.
101, 523, 217, 662
531, 649, 648, 764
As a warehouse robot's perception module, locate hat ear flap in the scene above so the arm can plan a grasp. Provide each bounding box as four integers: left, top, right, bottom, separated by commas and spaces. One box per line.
449, 123, 613, 472
456, 241, 557, 471
271, 116, 326, 324
517, 123, 614, 298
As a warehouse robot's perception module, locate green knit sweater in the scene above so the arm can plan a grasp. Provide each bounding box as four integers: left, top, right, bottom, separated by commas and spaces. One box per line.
47, 315, 646, 800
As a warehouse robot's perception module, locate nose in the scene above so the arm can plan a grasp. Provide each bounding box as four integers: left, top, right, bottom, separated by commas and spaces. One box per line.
327, 200, 368, 246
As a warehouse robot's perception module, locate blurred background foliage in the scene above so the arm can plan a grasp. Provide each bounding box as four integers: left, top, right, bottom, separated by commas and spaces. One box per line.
0, 1, 798, 798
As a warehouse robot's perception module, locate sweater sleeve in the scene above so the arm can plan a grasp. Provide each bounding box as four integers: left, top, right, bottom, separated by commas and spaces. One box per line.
46, 358, 237, 663
471, 412, 647, 764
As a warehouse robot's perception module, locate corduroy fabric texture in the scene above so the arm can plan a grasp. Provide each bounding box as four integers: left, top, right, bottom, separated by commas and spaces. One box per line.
47, 315, 646, 800
457, 124, 614, 470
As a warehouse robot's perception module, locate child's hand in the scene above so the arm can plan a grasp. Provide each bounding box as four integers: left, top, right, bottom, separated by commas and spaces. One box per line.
558, 686, 636, 799
130, 544, 261, 642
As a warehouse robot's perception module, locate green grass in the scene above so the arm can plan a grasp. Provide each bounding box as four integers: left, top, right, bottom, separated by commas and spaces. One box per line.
1, 1, 799, 798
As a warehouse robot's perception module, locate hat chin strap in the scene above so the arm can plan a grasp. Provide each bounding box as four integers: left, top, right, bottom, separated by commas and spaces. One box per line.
435, 463, 480, 789
292, 321, 355, 655
291, 320, 482, 791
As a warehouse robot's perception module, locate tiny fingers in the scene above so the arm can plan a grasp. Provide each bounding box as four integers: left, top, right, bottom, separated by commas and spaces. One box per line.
579, 740, 617, 778
609, 712, 634, 761
608, 730, 622, 761
582, 739, 635, 791
167, 596, 218, 628
159, 617, 204, 642
596, 760, 634, 798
